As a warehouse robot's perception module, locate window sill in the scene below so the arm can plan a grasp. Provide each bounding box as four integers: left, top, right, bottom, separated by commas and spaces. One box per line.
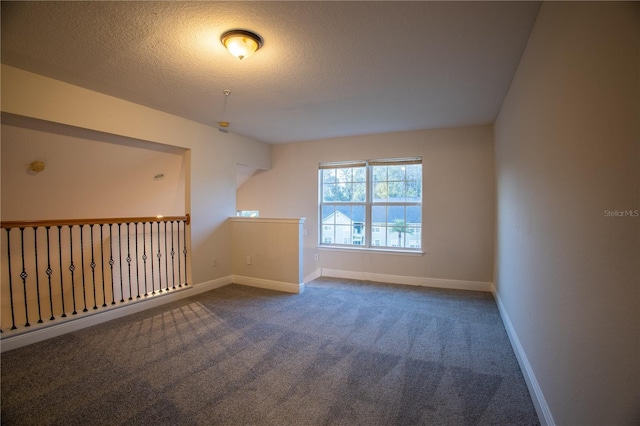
316, 246, 424, 256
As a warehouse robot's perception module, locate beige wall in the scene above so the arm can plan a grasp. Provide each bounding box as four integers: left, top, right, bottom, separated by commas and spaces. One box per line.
494, 2, 639, 425
1, 65, 272, 286
1, 116, 186, 220
237, 125, 495, 285
230, 217, 304, 292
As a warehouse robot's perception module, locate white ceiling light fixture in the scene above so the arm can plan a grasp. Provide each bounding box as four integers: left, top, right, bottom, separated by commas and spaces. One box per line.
221, 29, 263, 60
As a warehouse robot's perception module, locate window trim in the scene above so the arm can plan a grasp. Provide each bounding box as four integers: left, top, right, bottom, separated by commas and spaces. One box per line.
318, 157, 422, 253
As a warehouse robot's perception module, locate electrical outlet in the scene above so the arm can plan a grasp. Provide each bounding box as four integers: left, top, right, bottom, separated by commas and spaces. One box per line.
304, 228, 309, 236
246, 256, 252, 265
314, 253, 319, 261
213, 258, 218, 267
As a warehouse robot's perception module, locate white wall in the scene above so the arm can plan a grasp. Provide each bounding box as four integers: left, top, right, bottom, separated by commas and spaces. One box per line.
494, 3, 639, 425
237, 125, 495, 286
1, 65, 272, 286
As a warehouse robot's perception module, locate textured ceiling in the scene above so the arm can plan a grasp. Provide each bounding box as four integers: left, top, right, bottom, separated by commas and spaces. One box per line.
1, 1, 540, 144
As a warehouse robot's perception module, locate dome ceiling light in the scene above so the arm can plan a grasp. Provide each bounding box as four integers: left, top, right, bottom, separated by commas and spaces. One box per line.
220, 29, 263, 60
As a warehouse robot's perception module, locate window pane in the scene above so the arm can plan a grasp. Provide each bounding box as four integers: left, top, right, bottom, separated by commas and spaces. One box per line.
353, 183, 366, 202
336, 168, 352, 183
321, 205, 336, 224
372, 205, 386, 225
335, 225, 351, 244
373, 166, 387, 183
353, 167, 366, 182
407, 205, 421, 225
322, 169, 336, 184
322, 183, 336, 202
388, 181, 405, 202
335, 183, 351, 201
373, 182, 388, 202
406, 164, 421, 181
388, 205, 405, 222
405, 227, 421, 249
388, 165, 405, 181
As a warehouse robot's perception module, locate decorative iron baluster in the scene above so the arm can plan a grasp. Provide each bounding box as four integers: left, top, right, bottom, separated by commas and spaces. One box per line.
45, 227, 55, 320
126, 223, 132, 301
170, 221, 176, 290
5, 228, 17, 330
117, 223, 124, 303
142, 222, 149, 296
89, 225, 98, 309
108, 224, 115, 305
150, 223, 155, 295
69, 226, 78, 315
57, 226, 67, 317
182, 220, 188, 286
157, 221, 163, 293
33, 227, 44, 323
100, 224, 108, 307
79, 225, 88, 312
134, 222, 141, 298
164, 221, 169, 292
177, 222, 182, 288
19, 228, 31, 326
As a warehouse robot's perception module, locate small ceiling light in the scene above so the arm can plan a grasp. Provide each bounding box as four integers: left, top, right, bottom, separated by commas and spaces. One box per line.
29, 161, 46, 173
218, 121, 230, 133
221, 29, 263, 60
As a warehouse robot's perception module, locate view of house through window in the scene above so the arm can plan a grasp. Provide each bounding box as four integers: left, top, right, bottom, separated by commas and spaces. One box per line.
319, 158, 422, 250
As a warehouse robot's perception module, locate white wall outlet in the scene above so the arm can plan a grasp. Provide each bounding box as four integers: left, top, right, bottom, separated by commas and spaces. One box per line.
314, 253, 319, 261
246, 255, 252, 265
213, 257, 218, 267
304, 228, 309, 236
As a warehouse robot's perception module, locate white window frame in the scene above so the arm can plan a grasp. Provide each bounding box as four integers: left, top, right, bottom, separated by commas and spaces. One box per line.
319, 157, 422, 252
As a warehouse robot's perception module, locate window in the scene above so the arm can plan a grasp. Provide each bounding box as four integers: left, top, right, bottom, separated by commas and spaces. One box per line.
319, 157, 422, 250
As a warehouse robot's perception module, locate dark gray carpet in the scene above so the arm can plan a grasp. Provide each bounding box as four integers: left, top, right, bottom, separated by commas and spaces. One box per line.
1, 278, 539, 425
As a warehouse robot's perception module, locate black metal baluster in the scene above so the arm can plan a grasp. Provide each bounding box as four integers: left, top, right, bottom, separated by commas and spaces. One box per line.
5, 228, 17, 330
170, 221, 176, 290
100, 224, 108, 307
135, 222, 141, 298
126, 223, 133, 301
45, 227, 55, 320
117, 223, 124, 303
164, 221, 169, 292
79, 225, 88, 312
157, 222, 163, 293
182, 220, 188, 286
177, 223, 182, 288
68, 226, 78, 315
57, 226, 67, 317
150, 223, 155, 295
108, 224, 115, 305
89, 225, 98, 309
142, 222, 149, 296
19, 228, 31, 326
33, 227, 43, 324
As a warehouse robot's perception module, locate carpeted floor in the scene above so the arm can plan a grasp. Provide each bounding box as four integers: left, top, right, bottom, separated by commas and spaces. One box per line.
1, 278, 539, 425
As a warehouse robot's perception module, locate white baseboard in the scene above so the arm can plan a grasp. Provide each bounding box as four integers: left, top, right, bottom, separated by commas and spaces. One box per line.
492, 285, 555, 426
320, 268, 492, 292
303, 268, 322, 284
232, 275, 304, 294
0, 276, 233, 353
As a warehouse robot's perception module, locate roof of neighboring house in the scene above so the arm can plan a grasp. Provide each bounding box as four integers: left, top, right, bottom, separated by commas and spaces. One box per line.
322, 204, 421, 225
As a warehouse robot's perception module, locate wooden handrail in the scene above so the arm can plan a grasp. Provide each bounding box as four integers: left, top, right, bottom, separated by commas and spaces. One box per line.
1, 214, 190, 229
